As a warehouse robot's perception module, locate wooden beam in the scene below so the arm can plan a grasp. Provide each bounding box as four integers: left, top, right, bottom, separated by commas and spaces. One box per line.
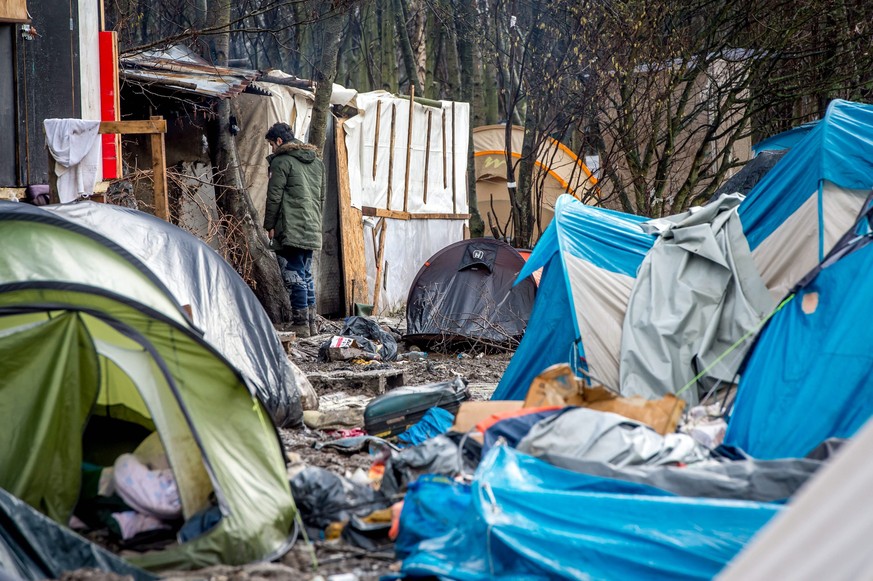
403, 84, 415, 213
409, 212, 470, 220
335, 118, 370, 316
451, 101, 457, 214
362, 206, 410, 220
372, 100, 381, 179
441, 109, 447, 189
361, 206, 470, 220
387, 103, 397, 209
149, 116, 169, 221
424, 110, 432, 205
99, 119, 167, 135
372, 218, 388, 315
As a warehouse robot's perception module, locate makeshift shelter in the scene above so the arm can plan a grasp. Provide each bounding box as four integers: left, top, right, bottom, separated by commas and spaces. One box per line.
495, 99, 873, 402
405, 239, 536, 345
0, 202, 296, 570
341, 92, 472, 314
725, 201, 873, 459
473, 125, 598, 241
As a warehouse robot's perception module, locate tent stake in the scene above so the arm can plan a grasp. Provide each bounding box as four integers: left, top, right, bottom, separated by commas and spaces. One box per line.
403, 84, 415, 213
424, 110, 432, 204
372, 100, 382, 179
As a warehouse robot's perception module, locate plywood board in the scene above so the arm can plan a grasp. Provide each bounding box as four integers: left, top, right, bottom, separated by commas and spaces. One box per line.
336, 117, 370, 315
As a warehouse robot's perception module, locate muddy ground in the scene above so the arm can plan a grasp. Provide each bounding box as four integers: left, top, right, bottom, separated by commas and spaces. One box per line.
64, 318, 512, 581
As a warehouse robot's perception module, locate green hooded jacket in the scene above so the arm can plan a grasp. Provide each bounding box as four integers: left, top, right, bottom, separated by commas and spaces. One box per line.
263, 141, 325, 251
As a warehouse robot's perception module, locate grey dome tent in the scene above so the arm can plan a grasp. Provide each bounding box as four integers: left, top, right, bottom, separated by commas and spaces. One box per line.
0, 201, 296, 571
405, 239, 536, 345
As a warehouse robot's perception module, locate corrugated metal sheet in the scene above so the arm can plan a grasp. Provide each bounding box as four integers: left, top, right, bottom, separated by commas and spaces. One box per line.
120, 45, 264, 99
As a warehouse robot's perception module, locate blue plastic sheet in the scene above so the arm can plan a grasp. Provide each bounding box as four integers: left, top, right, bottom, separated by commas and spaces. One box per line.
397, 447, 779, 580
725, 239, 873, 459
397, 407, 455, 447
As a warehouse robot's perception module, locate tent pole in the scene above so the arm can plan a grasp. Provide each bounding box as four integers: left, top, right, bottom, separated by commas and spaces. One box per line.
424, 110, 432, 204
372, 100, 381, 179
403, 84, 415, 213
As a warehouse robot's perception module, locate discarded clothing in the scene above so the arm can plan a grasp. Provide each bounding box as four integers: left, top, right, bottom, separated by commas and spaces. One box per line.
397, 407, 455, 447
112, 454, 182, 521
314, 435, 399, 455
516, 407, 711, 468
111, 510, 172, 541
398, 446, 779, 580
44, 119, 102, 203
178, 504, 223, 543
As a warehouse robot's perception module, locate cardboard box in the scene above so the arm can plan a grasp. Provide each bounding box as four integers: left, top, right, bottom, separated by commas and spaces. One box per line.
451, 400, 524, 434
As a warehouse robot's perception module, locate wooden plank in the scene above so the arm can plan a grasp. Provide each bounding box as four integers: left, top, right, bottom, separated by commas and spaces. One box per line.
372, 100, 381, 179
362, 206, 411, 220
451, 101, 457, 214
372, 217, 388, 314
424, 110, 432, 204
441, 109, 447, 188
403, 84, 415, 213
99, 119, 167, 135
149, 116, 169, 221
335, 118, 370, 316
387, 103, 397, 208
409, 212, 470, 220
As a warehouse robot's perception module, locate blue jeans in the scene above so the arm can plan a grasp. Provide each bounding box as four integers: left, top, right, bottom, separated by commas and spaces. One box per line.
277, 247, 314, 310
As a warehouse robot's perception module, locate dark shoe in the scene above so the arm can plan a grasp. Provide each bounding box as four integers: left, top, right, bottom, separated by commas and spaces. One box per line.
308, 305, 319, 336
290, 309, 311, 339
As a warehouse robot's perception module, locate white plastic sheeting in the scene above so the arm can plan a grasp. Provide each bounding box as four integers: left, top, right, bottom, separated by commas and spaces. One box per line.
718, 419, 873, 581
345, 93, 470, 312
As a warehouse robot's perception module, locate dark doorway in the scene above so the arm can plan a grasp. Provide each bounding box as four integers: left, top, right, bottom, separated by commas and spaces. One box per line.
0, 25, 16, 185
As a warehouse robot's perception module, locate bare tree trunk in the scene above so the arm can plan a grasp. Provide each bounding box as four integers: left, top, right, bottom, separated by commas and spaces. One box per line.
393, 0, 423, 94
455, 0, 484, 237
207, 0, 292, 323
309, 2, 345, 153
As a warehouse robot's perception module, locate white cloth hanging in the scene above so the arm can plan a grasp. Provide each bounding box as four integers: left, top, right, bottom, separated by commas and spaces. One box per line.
44, 119, 102, 203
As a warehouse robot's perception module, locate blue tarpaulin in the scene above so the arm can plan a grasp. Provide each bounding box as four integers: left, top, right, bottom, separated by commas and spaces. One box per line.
396, 407, 455, 447
397, 447, 779, 580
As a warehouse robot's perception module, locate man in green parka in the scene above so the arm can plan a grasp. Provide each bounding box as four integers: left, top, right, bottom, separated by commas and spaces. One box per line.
263, 122, 325, 338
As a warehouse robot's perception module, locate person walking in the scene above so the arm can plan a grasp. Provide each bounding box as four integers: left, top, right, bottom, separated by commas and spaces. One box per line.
263, 122, 325, 338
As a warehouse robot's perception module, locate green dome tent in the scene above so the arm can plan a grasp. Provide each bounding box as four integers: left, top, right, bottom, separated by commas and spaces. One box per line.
0, 202, 296, 570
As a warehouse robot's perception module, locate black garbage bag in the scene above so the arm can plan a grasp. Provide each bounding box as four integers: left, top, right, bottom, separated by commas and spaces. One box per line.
381, 433, 482, 498
342, 316, 399, 361
289, 466, 390, 530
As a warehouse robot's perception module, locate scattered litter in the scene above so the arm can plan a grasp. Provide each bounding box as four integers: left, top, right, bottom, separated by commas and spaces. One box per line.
289, 466, 390, 532
380, 433, 481, 498
314, 436, 399, 455
304, 409, 365, 431
397, 407, 455, 448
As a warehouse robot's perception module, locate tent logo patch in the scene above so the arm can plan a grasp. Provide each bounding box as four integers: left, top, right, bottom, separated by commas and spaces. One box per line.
472, 250, 485, 260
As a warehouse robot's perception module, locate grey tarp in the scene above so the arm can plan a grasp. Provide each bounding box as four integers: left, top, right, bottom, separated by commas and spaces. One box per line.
46, 202, 306, 427
516, 408, 711, 468
619, 194, 775, 404
0, 488, 155, 581
531, 455, 822, 503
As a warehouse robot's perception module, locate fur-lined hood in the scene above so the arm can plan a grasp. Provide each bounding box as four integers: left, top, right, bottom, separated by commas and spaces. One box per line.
268, 140, 319, 164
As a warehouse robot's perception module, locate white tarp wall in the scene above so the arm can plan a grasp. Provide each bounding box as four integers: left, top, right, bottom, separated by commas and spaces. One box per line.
344, 92, 470, 313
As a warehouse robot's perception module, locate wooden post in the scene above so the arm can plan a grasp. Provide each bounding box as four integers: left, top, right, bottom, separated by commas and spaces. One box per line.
387, 104, 397, 209
149, 116, 169, 221
441, 109, 447, 189
403, 84, 415, 213
451, 102, 457, 214
372, 100, 382, 179
372, 217, 388, 314
423, 110, 432, 204
335, 118, 370, 315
